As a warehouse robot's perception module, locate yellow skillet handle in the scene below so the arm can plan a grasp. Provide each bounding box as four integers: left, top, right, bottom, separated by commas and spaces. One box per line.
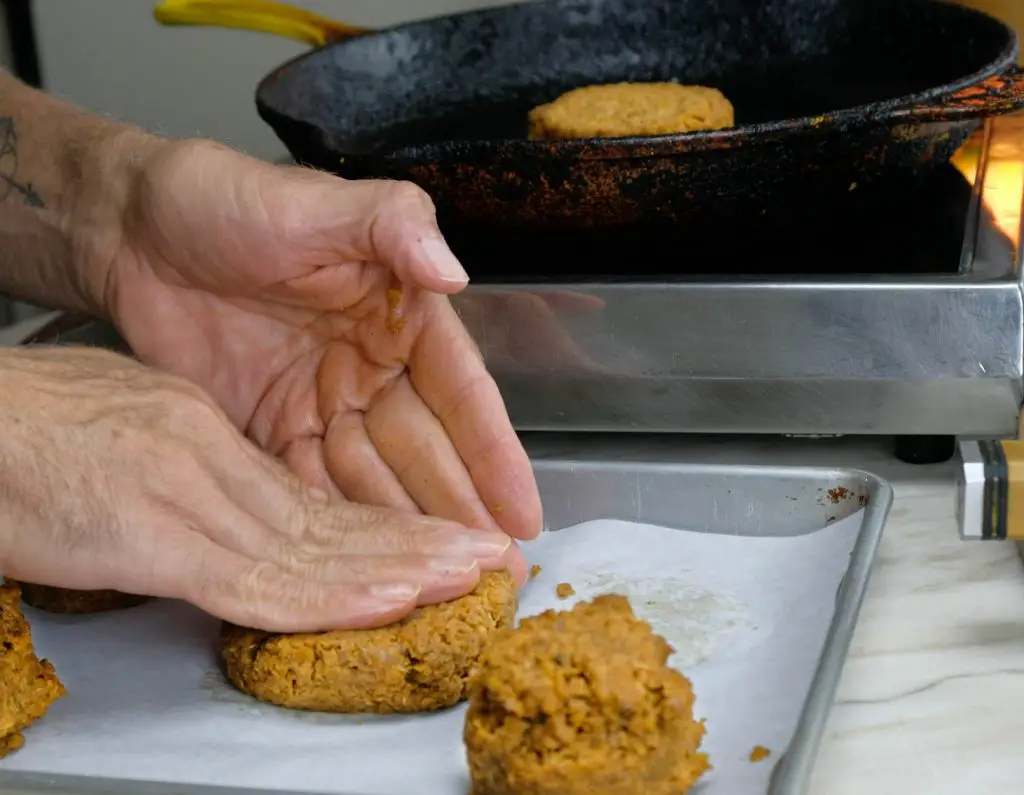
1002, 440, 1024, 539
153, 0, 369, 47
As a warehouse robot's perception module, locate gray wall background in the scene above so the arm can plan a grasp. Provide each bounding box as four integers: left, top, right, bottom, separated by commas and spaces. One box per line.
31, 0, 515, 161
0, 1, 514, 324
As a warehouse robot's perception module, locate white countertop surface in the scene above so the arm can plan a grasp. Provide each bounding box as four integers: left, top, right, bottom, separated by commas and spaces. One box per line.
807, 445, 1024, 795
1, 313, 1021, 794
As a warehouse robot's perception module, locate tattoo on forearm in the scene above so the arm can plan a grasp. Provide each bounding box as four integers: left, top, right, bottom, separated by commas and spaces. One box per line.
0, 117, 44, 208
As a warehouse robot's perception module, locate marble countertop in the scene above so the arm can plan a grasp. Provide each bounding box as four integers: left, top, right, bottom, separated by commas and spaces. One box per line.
804, 443, 1024, 795
1, 311, 1021, 793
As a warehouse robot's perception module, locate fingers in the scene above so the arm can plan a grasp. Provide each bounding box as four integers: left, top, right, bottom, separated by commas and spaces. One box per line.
280, 436, 347, 501
361, 375, 499, 533
286, 174, 470, 293
298, 507, 512, 564
213, 441, 514, 567
409, 300, 543, 540
151, 457, 514, 630
168, 536, 423, 633
503, 540, 529, 588
322, 412, 419, 511
188, 461, 492, 604
283, 554, 482, 605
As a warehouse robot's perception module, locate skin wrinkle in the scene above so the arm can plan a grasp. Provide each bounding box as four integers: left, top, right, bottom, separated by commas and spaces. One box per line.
160, 480, 280, 565
281, 436, 347, 499
317, 338, 398, 414
250, 349, 325, 454
323, 413, 418, 511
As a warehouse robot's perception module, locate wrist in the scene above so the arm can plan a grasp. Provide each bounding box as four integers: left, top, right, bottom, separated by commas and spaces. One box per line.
65, 126, 166, 318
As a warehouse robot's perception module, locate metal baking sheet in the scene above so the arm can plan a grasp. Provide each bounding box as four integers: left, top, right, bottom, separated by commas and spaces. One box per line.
0, 438, 891, 795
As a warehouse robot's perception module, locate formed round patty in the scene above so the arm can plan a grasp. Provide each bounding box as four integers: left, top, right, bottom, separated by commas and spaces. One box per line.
14, 583, 149, 615
528, 82, 735, 140
220, 571, 518, 713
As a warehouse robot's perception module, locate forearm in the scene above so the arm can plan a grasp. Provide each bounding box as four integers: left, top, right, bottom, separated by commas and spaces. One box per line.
0, 70, 160, 316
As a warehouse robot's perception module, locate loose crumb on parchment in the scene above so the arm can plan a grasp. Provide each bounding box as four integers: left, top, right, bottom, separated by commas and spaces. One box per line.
555, 582, 576, 600
529, 564, 543, 580
750, 746, 771, 763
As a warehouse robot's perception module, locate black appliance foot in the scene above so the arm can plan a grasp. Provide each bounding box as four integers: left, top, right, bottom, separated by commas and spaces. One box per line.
893, 435, 956, 465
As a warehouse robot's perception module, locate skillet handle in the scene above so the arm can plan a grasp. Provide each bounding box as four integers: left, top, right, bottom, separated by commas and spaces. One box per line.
890, 66, 1024, 123
152, 0, 369, 47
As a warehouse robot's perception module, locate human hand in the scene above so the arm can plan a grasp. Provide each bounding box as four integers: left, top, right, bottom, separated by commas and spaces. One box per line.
0, 347, 525, 632
102, 138, 541, 541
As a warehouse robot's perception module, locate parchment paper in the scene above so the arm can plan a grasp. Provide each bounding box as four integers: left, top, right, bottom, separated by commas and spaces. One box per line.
1, 513, 864, 795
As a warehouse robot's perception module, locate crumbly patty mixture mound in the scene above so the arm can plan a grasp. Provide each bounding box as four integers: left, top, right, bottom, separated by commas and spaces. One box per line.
464, 593, 709, 795
0, 583, 66, 758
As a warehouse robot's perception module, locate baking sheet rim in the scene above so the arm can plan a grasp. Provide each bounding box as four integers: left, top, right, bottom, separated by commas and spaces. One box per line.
0, 462, 894, 795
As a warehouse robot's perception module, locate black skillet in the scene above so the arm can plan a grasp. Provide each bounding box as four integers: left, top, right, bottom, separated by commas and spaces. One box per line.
154, 0, 1024, 238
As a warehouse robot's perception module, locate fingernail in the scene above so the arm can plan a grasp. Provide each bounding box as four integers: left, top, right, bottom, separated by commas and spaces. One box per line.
449, 530, 511, 561
370, 583, 421, 601
420, 237, 469, 284
429, 558, 478, 574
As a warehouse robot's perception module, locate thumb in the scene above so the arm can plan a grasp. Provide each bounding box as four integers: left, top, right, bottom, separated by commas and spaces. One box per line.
274, 169, 470, 294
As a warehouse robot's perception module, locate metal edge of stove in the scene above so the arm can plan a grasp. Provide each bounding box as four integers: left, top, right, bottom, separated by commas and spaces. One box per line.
954, 113, 1024, 548
450, 114, 1024, 438
8, 118, 1024, 439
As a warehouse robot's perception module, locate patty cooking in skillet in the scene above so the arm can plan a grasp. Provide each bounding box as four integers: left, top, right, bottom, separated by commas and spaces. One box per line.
528, 82, 735, 139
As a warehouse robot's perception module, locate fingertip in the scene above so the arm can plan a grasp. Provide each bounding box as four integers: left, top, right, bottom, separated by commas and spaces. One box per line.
414, 236, 470, 293
486, 484, 544, 541
501, 501, 545, 542
418, 560, 482, 605
358, 179, 469, 293
501, 541, 530, 588
510, 521, 544, 542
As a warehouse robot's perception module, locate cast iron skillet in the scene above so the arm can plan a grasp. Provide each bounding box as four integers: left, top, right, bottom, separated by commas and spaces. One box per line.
155, 0, 1024, 235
